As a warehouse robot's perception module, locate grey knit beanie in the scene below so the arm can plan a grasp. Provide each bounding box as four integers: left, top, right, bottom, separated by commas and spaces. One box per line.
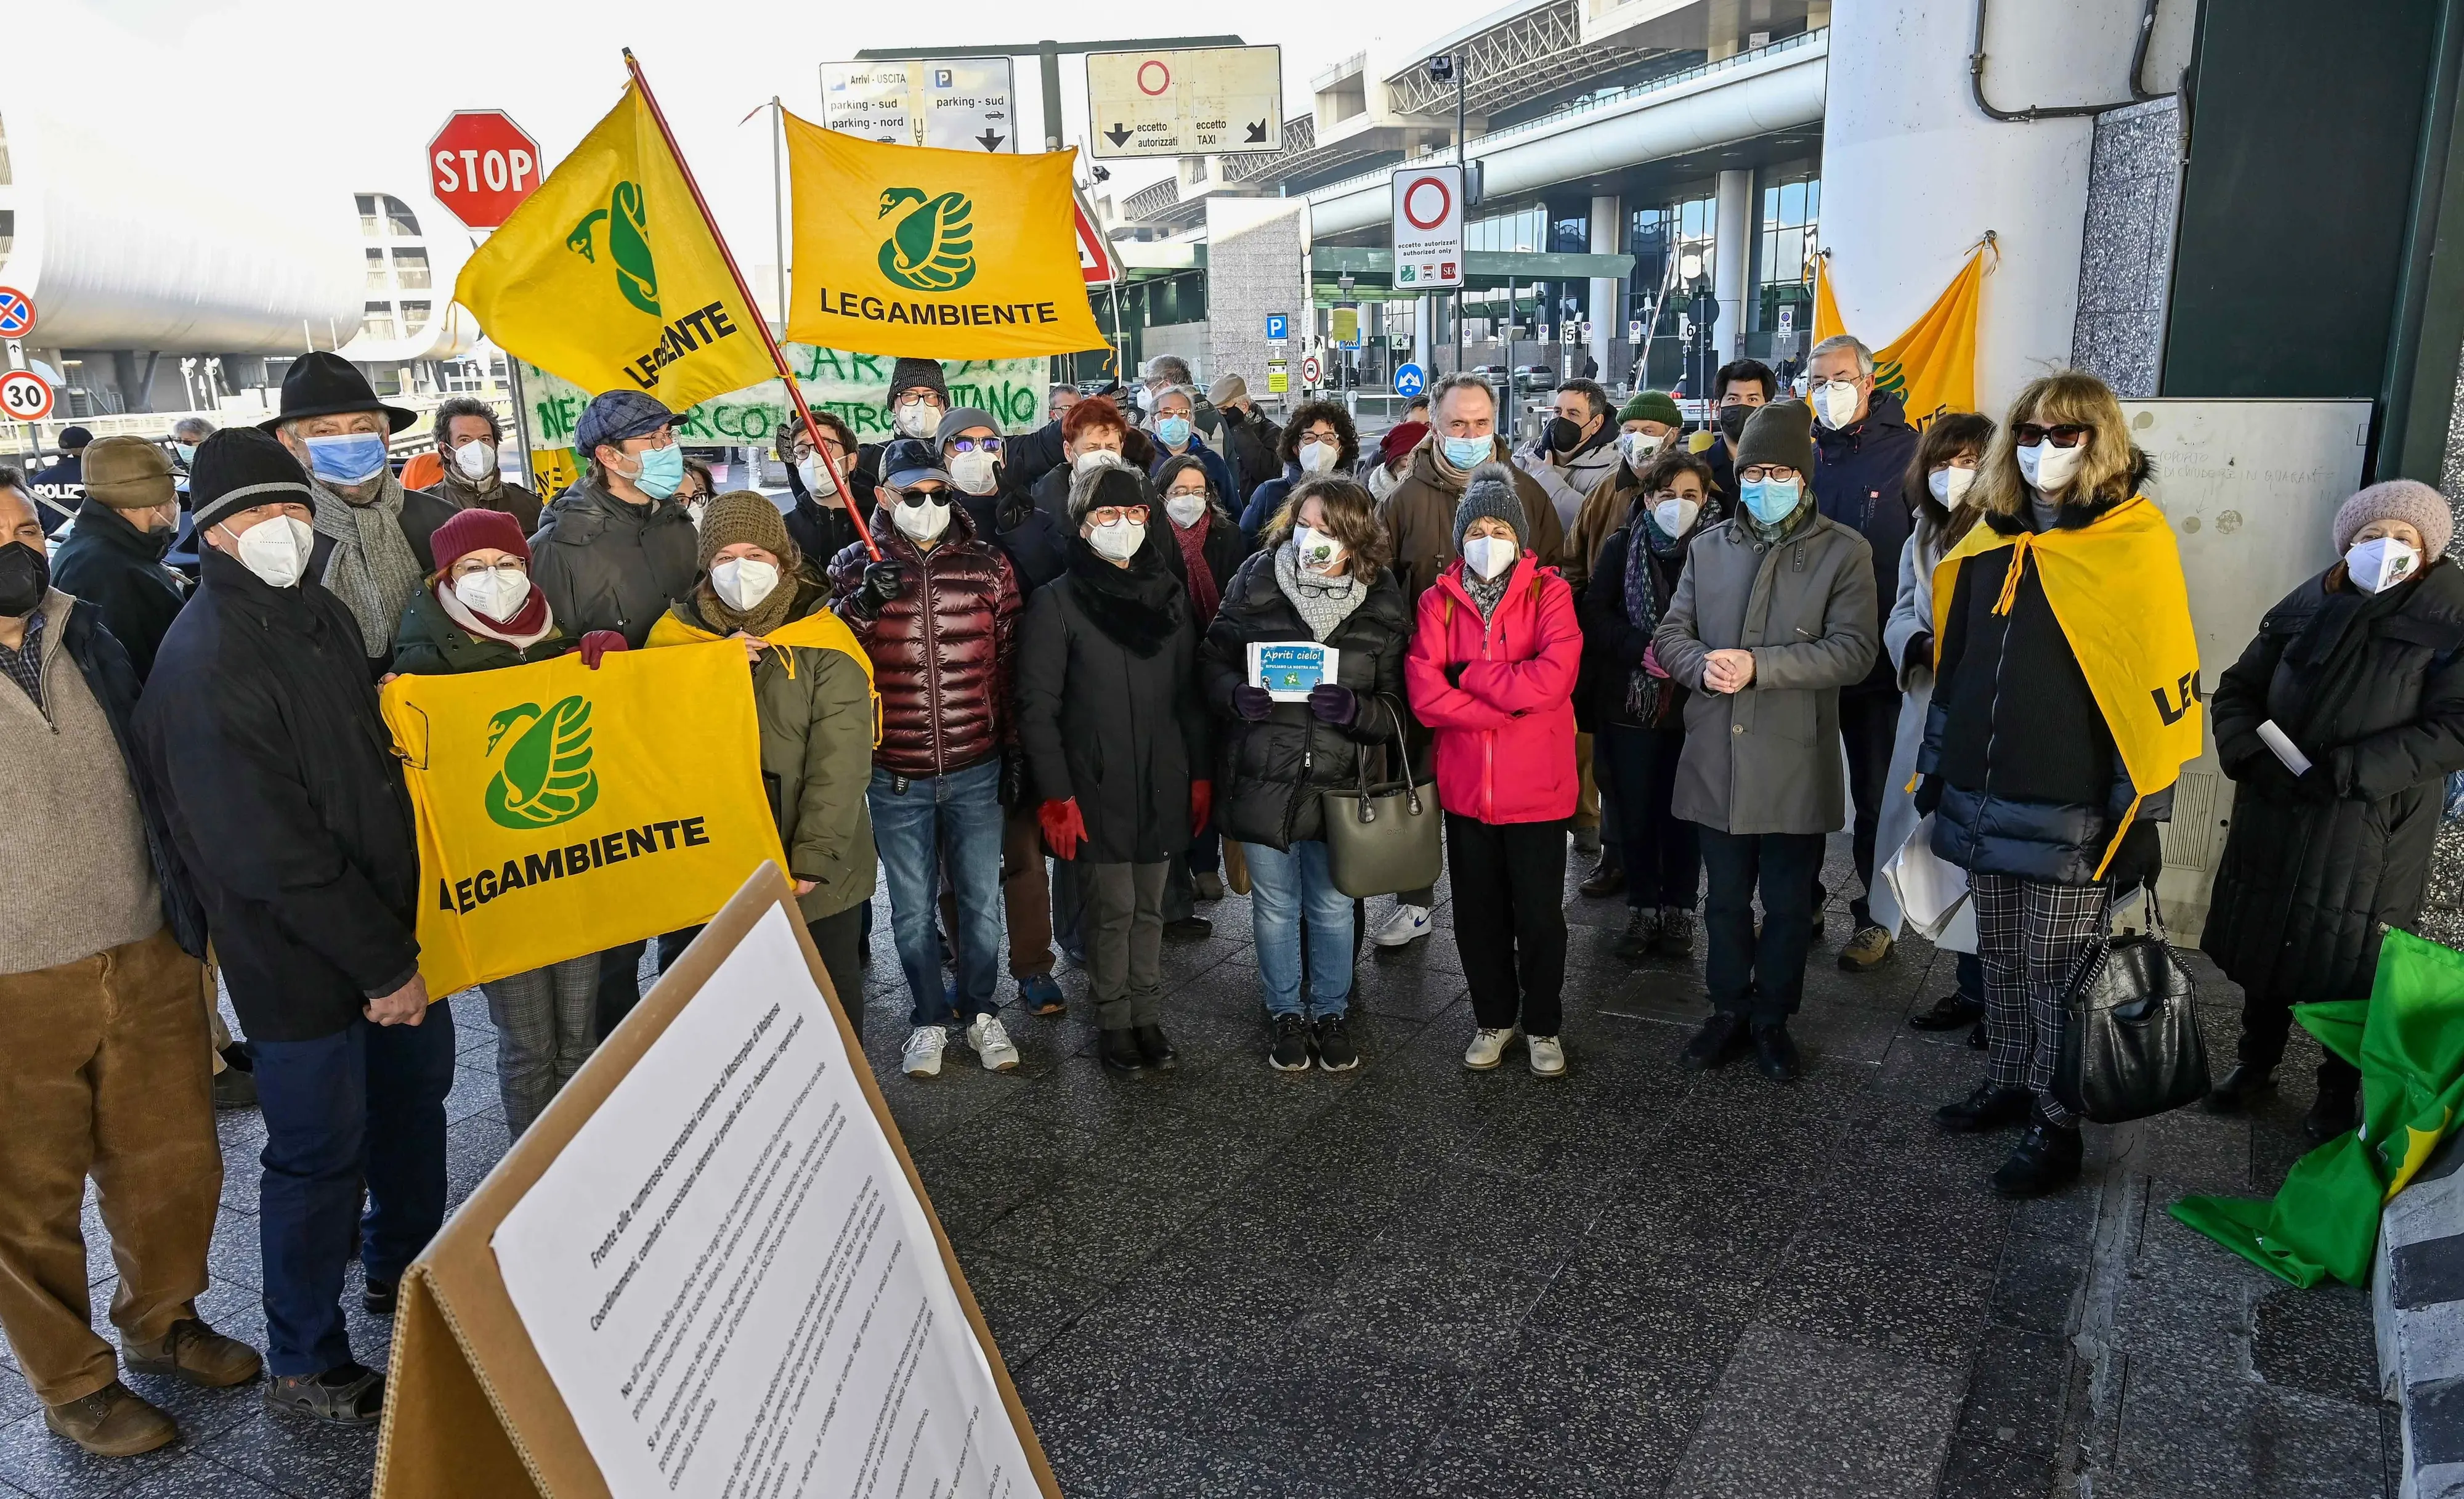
1453, 461, 1528, 555
1734, 399, 1817, 477
2332, 479, 2454, 558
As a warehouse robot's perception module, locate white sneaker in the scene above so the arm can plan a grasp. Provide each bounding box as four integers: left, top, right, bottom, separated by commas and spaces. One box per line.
902, 1025, 947, 1078
1373, 904, 1433, 948
1527, 1034, 1566, 1078
1464, 1027, 1518, 1070
965, 1014, 1021, 1073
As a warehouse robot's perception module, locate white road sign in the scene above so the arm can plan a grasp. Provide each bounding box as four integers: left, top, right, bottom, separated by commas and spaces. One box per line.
1390, 165, 1464, 291
1086, 45, 1282, 158
821, 57, 1018, 152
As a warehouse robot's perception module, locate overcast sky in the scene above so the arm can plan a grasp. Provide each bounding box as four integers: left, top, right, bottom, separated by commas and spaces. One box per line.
52, 0, 1515, 261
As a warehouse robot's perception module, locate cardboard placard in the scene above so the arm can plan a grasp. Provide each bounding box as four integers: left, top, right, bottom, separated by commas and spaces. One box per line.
371, 863, 1059, 1498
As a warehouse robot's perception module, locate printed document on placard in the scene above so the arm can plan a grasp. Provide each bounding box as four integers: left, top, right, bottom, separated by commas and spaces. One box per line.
492, 904, 1033, 1498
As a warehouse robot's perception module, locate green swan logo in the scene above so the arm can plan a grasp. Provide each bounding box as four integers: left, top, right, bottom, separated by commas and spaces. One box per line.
482, 695, 599, 831
565, 180, 661, 317
877, 187, 977, 293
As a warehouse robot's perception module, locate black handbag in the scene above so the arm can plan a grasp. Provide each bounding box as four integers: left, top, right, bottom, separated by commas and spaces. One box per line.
2053, 899, 2210, 1124
1319, 701, 1443, 900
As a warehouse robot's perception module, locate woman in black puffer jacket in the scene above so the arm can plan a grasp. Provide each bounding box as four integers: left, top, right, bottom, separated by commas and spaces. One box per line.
2203, 480, 2464, 1142
1202, 476, 1409, 1074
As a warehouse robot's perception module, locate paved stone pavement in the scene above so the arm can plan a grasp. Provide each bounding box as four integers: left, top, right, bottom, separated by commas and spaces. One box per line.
0, 839, 2400, 1497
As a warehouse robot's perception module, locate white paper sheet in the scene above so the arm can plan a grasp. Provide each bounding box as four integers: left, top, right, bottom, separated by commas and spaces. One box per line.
491, 905, 1034, 1499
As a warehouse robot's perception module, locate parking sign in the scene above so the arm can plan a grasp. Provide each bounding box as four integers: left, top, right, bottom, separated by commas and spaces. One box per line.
1266, 313, 1288, 341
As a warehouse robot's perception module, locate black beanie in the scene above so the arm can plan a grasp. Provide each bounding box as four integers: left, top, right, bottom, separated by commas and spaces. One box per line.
189, 429, 315, 533
886, 357, 949, 409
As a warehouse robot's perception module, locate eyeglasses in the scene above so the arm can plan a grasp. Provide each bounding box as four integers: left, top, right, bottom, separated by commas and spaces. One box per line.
450, 560, 526, 581
1087, 505, 1149, 526
1165, 488, 1209, 502
2014, 423, 2091, 449
1737, 466, 1799, 484
947, 436, 1003, 455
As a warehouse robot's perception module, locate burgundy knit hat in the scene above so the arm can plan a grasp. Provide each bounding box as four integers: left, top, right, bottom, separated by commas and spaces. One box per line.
429, 507, 530, 574
1380, 420, 1430, 465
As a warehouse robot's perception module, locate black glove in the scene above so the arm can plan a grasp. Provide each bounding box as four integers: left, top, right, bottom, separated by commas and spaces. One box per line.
853, 560, 909, 619
2293, 765, 2339, 804
1445, 662, 1469, 688
1912, 774, 1944, 818
999, 752, 1025, 808
1903, 632, 1933, 675
1231, 684, 1275, 721
1307, 683, 1359, 726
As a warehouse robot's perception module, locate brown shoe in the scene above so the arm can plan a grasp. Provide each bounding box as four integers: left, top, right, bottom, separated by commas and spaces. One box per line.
124, 1317, 263, 1388
43, 1381, 177, 1456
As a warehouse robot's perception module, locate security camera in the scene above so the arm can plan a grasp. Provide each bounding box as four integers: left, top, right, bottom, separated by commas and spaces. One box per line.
1092, 165, 1111, 182
1427, 55, 1455, 83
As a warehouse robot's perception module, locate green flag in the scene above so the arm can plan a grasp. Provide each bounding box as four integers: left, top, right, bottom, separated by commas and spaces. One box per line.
2173, 928, 2464, 1287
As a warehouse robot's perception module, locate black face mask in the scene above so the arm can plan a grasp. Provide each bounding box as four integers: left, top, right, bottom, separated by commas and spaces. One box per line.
0, 541, 49, 618
1717, 404, 1754, 444
1548, 416, 1587, 453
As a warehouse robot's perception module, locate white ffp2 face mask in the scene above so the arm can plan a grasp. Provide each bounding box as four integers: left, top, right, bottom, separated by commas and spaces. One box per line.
1928, 466, 1976, 506
894, 497, 952, 543
221, 516, 314, 588
948, 449, 999, 495
1462, 535, 1517, 580
453, 564, 531, 622
1651, 497, 1700, 537
1294, 524, 1346, 574
796, 454, 838, 499
2347, 536, 2422, 594
452, 438, 497, 480
1074, 447, 1122, 475
1297, 439, 1337, 474
1814, 380, 1861, 430
710, 557, 780, 612
1088, 518, 1145, 561
2017, 440, 2085, 495
1165, 493, 1210, 529
1619, 431, 1664, 468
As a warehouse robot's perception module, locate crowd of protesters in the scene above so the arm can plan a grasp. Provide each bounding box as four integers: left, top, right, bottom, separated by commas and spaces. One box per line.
5, 336, 2458, 1456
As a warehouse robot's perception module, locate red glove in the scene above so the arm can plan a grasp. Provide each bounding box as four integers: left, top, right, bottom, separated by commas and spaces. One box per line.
1039, 797, 1087, 861
1190, 779, 1213, 838
578, 630, 628, 669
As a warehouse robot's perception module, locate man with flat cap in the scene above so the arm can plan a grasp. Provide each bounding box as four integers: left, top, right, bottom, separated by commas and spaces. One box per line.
136, 429, 448, 1430
528, 389, 697, 648
49, 437, 190, 682
262, 351, 455, 672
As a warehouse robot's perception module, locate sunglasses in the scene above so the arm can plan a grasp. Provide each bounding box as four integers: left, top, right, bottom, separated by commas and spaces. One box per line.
947, 436, 1003, 454
2014, 423, 2091, 449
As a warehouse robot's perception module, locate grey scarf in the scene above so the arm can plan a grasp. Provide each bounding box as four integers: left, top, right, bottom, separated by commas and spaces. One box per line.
1274, 539, 1365, 641
310, 468, 426, 659
1463, 561, 1512, 622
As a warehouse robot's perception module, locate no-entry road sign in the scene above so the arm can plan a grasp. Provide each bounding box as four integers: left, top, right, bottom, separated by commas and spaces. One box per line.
1, 370, 53, 423
429, 112, 543, 230
0, 286, 36, 340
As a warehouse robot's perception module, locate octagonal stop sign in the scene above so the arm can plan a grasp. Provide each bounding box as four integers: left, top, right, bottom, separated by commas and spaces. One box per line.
429, 111, 543, 230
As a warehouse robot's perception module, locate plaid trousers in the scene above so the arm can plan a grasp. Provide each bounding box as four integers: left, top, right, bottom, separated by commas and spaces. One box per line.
1971, 873, 2109, 1128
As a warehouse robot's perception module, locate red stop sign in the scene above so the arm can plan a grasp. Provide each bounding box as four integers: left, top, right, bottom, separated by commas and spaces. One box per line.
428, 111, 543, 230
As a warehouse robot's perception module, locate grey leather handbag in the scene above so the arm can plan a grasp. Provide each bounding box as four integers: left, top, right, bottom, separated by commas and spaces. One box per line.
1320, 701, 1443, 899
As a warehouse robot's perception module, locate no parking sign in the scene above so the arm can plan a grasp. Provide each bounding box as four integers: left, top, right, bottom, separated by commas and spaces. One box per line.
0, 287, 37, 341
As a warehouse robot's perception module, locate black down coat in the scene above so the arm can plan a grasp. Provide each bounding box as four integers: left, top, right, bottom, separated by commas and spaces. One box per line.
1199, 551, 1411, 849
2202, 561, 2464, 1002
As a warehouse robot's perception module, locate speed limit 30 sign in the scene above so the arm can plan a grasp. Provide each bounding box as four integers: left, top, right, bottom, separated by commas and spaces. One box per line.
1, 369, 54, 422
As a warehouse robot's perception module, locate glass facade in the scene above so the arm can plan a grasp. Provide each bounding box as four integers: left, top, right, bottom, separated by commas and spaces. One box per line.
1752, 161, 1820, 337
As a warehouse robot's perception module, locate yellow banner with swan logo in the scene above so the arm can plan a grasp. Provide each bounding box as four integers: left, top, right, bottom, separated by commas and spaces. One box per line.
378, 640, 787, 996
784, 112, 1107, 359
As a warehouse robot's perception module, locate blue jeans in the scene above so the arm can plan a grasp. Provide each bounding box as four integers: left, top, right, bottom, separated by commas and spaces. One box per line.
870, 760, 1003, 1028
251, 1005, 456, 1377
1242, 839, 1353, 1018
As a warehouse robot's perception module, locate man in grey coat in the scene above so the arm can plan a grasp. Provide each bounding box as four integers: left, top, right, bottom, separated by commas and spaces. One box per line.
527, 391, 697, 648
1655, 399, 1877, 1082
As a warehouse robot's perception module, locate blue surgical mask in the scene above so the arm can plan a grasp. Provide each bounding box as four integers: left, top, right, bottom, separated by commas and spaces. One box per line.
1157, 416, 1192, 449
1441, 434, 1491, 469
174, 442, 197, 466
302, 431, 389, 486
1741, 476, 1802, 525
629, 444, 685, 501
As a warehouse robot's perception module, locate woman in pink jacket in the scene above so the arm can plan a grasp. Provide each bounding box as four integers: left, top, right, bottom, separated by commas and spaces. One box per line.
1405, 464, 1585, 1076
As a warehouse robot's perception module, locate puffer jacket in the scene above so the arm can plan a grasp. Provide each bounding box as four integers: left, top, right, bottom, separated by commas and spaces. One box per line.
1920, 490, 2173, 886
1201, 551, 1411, 848
2202, 562, 2464, 1001
828, 500, 1020, 778
1402, 553, 1583, 824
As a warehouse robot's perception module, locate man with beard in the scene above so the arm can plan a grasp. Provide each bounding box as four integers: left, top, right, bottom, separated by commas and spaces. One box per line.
417, 397, 541, 532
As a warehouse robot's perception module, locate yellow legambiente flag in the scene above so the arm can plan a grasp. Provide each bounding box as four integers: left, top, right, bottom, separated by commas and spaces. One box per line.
783, 113, 1106, 360
453, 81, 775, 408
1931, 495, 2203, 877
379, 641, 788, 996
1810, 241, 1990, 423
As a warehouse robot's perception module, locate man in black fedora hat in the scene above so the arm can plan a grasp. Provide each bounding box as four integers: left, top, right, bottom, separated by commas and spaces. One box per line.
262, 352, 455, 671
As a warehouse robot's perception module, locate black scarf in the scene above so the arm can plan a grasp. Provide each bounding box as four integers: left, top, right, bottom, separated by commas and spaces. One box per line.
1068, 532, 1183, 657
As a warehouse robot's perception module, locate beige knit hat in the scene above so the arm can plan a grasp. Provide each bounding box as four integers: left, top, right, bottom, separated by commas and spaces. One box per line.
696, 490, 798, 573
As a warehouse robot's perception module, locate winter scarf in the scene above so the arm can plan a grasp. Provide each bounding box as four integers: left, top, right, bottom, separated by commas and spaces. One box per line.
1745, 487, 1816, 548
1623, 511, 1684, 721
1464, 563, 1512, 624
1274, 538, 1366, 642
1171, 510, 1223, 625
435, 577, 554, 648
310, 467, 425, 659
689, 490, 803, 639
1068, 533, 1184, 657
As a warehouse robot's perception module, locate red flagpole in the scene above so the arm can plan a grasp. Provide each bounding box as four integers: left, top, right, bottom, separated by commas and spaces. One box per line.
622, 49, 880, 561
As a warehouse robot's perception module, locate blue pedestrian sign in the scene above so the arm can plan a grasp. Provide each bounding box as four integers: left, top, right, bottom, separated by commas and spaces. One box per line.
1394, 364, 1425, 399
1265, 313, 1289, 341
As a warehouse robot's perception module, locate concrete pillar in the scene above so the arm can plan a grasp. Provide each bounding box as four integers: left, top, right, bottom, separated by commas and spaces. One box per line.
1818, 0, 2145, 415
1589, 193, 1621, 383
1713, 169, 1752, 362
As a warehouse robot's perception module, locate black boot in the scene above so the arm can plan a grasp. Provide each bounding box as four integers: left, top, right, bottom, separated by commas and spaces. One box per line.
1100, 1028, 1145, 1073
2203, 1062, 2276, 1115
1992, 1111, 2084, 1198
1750, 1022, 1802, 1083
2303, 1079, 2359, 1144
1133, 1023, 1178, 1071
1612, 908, 1657, 963
1936, 1081, 2033, 1134
1679, 1012, 1749, 1071
1908, 993, 1985, 1032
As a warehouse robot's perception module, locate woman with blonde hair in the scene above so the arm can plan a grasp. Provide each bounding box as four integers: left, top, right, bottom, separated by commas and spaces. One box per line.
1915, 370, 2202, 1198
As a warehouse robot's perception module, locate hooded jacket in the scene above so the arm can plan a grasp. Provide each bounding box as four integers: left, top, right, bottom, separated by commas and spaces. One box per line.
1812, 389, 1921, 694
135, 548, 420, 1041
1515, 425, 1624, 541
1200, 551, 1411, 848
48, 498, 188, 682
1401, 553, 1583, 824
527, 477, 700, 646
1380, 437, 1568, 604
827, 500, 1020, 779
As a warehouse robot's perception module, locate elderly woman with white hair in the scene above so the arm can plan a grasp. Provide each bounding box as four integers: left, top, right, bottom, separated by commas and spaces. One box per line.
2202, 479, 2464, 1143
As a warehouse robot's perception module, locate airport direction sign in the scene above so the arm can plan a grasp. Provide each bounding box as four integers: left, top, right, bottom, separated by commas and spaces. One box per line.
1390, 166, 1464, 290
1087, 45, 1282, 158
822, 58, 1018, 150
428, 112, 541, 230
0, 286, 38, 340
1, 369, 53, 423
